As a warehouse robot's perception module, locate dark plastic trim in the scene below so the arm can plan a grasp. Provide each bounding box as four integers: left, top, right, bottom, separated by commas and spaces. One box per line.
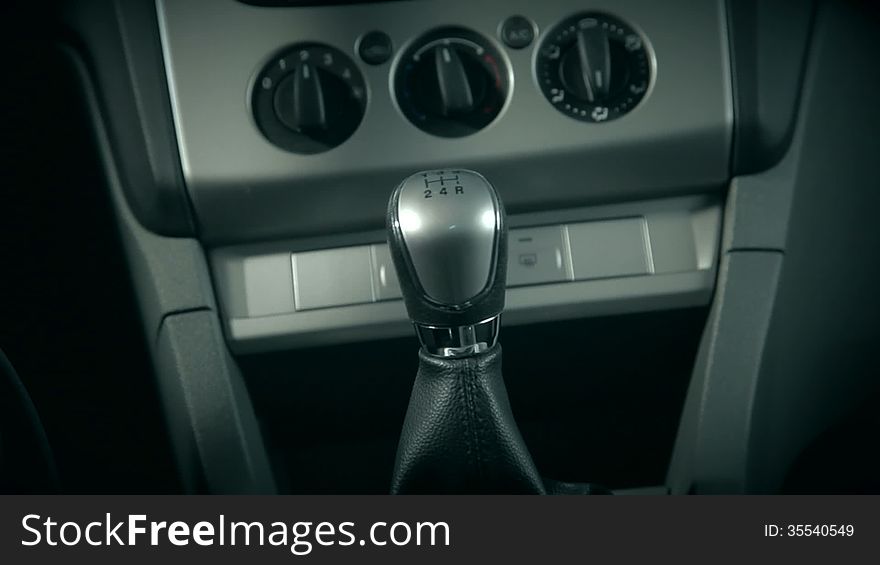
726, 0, 816, 175
57, 0, 195, 236
0, 348, 60, 494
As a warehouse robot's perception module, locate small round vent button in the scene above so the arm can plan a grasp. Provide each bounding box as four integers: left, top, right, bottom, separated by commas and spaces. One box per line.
357, 31, 393, 65
499, 15, 536, 49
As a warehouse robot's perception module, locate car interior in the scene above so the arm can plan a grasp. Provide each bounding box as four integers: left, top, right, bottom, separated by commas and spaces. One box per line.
1, 0, 878, 495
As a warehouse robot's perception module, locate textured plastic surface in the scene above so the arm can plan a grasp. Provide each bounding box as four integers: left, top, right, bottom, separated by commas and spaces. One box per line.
156, 312, 276, 493
70, 45, 275, 493
667, 251, 782, 494
669, 0, 880, 493
726, 0, 815, 174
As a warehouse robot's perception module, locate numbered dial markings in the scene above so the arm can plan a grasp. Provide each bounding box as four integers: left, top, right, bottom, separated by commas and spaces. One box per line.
252, 43, 366, 154
536, 13, 651, 123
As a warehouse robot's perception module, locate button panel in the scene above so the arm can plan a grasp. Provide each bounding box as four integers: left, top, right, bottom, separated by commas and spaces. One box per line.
286, 219, 654, 312
211, 199, 722, 352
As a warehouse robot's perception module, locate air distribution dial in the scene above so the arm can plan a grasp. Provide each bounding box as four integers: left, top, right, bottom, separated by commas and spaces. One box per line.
252, 43, 367, 154
536, 13, 651, 123
394, 27, 509, 137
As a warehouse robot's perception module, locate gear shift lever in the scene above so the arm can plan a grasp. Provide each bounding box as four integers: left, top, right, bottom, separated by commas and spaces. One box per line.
387, 170, 545, 494
387, 169, 507, 356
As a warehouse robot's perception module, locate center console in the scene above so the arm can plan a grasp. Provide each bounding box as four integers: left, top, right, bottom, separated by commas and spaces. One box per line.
147, 0, 734, 492
48, 0, 873, 495
157, 0, 731, 352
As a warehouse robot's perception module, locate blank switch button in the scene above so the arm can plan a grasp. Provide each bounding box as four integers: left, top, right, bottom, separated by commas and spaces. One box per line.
292, 246, 374, 310
242, 254, 295, 317
567, 218, 653, 281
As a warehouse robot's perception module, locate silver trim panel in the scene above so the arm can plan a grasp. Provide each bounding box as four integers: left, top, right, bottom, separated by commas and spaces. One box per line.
157, 0, 732, 244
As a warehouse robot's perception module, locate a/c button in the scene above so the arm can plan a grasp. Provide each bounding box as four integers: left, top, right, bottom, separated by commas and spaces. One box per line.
500, 15, 536, 50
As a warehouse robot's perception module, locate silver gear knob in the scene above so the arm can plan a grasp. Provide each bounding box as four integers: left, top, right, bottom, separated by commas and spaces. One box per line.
387, 169, 507, 357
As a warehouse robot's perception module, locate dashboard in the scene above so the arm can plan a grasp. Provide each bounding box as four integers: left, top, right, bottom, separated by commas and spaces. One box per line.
156, 0, 731, 351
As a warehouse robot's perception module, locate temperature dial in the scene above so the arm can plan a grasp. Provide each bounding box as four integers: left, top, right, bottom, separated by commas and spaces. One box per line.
536, 13, 651, 123
252, 43, 366, 154
394, 27, 509, 137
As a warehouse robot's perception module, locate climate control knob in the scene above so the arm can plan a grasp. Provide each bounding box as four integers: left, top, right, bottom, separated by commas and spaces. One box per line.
394, 27, 509, 137
536, 13, 652, 123
252, 43, 366, 154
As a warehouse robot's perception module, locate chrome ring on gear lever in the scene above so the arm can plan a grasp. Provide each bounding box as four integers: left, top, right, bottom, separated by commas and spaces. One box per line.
386, 169, 507, 357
